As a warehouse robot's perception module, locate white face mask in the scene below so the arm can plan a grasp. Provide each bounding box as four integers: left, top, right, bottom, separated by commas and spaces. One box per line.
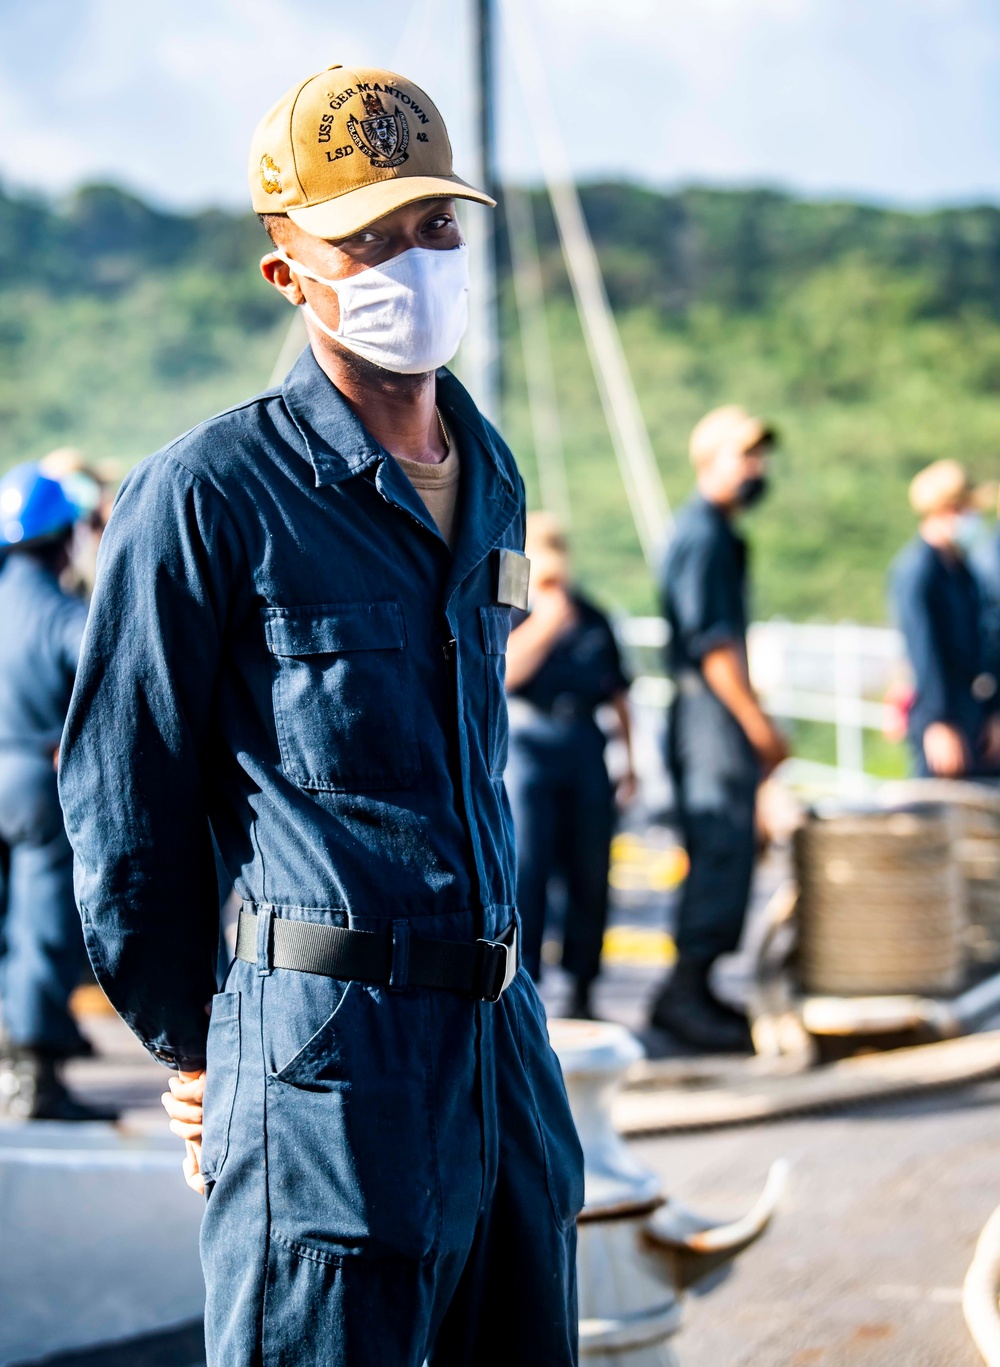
275, 244, 469, 375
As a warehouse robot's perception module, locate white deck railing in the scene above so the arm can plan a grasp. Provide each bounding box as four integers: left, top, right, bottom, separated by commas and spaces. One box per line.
617, 617, 907, 789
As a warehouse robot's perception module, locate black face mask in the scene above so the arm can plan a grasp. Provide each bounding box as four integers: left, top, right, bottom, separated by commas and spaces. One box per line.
736, 475, 769, 509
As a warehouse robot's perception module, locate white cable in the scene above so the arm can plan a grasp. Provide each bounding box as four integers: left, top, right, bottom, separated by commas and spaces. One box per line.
500, 0, 673, 566
965, 1202, 1000, 1365
506, 184, 571, 524
390, 0, 447, 70
267, 310, 308, 390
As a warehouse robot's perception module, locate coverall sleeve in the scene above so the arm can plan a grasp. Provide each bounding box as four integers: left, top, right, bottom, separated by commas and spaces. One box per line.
971, 547, 1000, 713
597, 612, 631, 697
58, 453, 246, 1070
54, 595, 89, 677
893, 559, 951, 727
668, 536, 743, 662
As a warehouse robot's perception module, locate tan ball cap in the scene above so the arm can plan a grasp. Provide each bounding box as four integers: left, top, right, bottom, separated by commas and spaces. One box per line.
689, 405, 775, 468
249, 63, 495, 239
525, 511, 569, 556
525, 511, 570, 587
908, 459, 971, 516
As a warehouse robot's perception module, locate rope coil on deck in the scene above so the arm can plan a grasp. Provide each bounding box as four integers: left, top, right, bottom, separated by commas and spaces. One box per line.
883, 781, 1000, 966
795, 805, 965, 996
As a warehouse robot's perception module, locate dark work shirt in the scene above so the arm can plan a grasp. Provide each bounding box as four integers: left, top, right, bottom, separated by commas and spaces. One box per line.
661, 494, 748, 677
891, 536, 990, 746
972, 530, 1000, 683
58, 349, 525, 1069
509, 592, 629, 716
0, 552, 88, 755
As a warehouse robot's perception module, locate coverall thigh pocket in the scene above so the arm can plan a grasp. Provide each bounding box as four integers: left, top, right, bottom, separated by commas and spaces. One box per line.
263, 602, 419, 792
509, 977, 585, 1229
265, 985, 441, 1261
200, 992, 241, 1185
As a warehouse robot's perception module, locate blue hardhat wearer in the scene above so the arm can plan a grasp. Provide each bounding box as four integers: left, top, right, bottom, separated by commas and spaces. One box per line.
0, 462, 81, 548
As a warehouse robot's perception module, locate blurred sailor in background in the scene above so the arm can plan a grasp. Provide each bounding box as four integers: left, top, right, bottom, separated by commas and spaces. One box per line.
39, 447, 113, 597
0, 463, 114, 1120
505, 513, 635, 1019
650, 406, 787, 1053
892, 459, 1000, 778
971, 480, 1000, 698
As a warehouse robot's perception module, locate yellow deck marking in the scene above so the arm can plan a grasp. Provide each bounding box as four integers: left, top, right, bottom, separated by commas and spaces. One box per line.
609, 834, 688, 892
601, 925, 677, 967
69, 983, 117, 1017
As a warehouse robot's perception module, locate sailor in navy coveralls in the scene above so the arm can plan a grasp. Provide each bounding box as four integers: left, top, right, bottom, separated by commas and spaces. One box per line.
59, 63, 583, 1367
650, 406, 787, 1054
0, 463, 116, 1121
892, 459, 1000, 778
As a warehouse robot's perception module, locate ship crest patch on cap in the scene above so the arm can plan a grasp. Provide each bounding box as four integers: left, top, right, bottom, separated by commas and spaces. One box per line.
347, 90, 410, 168
260, 154, 283, 195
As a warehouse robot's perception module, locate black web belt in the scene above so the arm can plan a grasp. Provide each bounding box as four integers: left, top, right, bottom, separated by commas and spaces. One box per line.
235, 911, 518, 1003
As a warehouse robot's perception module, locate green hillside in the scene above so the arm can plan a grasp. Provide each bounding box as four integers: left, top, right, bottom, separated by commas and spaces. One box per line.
3, 181, 1000, 621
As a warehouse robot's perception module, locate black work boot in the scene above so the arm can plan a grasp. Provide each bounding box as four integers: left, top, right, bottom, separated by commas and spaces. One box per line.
567, 979, 600, 1021
649, 955, 753, 1054
0, 1047, 119, 1122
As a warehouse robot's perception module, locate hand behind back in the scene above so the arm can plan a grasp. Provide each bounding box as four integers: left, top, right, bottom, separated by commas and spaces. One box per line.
161, 1070, 207, 1194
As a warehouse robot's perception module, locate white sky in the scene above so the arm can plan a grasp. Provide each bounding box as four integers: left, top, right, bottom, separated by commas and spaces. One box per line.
1, 0, 999, 209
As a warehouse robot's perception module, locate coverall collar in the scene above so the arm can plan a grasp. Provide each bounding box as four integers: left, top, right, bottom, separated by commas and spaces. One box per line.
694, 490, 732, 524
281, 346, 384, 486
434, 368, 520, 600
281, 346, 520, 596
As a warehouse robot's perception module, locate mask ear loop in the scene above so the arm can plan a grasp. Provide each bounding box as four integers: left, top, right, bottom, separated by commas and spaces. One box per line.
272, 249, 342, 293
272, 249, 346, 342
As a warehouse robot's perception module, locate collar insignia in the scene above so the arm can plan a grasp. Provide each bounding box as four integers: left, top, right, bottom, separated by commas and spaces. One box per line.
260, 154, 283, 195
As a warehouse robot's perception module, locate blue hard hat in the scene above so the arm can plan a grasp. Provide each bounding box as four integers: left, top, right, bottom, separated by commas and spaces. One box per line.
0, 462, 82, 548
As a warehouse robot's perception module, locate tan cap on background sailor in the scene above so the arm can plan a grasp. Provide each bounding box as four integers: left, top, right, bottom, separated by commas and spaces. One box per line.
249, 63, 495, 240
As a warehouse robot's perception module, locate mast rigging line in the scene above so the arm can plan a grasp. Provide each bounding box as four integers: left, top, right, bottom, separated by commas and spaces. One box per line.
267, 310, 308, 390
500, 0, 673, 566
505, 184, 572, 526
263, 0, 671, 567
460, 0, 502, 423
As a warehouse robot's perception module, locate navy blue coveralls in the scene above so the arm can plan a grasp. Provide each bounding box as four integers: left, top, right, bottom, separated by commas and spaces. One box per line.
0, 552, 90, 1056
59, 350, 584, 1367
892, 536, 995, 776
661, 495, 759, 962
972, 531, 1000, 690
504, 595, 629, 984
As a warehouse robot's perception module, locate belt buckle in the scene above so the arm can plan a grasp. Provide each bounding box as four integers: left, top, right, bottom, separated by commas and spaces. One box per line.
477, 925, 519, 1002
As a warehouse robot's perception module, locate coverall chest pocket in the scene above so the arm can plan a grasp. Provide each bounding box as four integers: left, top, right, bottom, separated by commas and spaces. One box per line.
263, 602, 419, 792
480, 606, 512, 778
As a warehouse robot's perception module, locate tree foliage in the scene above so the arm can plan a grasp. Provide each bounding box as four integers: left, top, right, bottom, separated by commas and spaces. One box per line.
3, 180, 1000, 622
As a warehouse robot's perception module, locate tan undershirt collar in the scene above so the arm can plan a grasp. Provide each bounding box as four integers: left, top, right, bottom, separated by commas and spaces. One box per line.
393, 424, 461, 550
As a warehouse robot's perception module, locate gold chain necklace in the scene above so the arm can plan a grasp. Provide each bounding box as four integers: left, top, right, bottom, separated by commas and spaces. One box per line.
435, 406, 451, 456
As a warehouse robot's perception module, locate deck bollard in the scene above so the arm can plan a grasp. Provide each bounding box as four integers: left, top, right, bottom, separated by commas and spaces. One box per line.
548, 1019, 786, 1364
